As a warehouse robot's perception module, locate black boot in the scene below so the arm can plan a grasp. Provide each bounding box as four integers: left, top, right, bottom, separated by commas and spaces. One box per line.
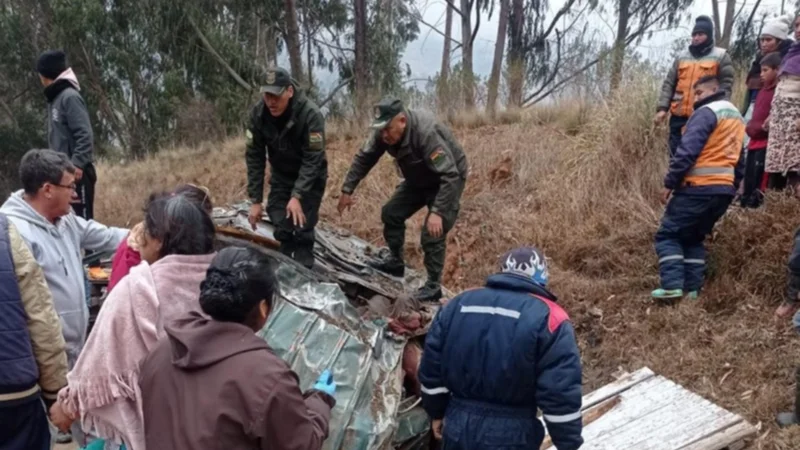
295, 244, 315, 269
414, 281, 442, 301
279, 241, 295, 259
369, 251, 405, 277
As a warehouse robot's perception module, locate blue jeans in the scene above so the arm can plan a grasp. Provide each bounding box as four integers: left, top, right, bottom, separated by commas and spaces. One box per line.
655, 194, 732, 291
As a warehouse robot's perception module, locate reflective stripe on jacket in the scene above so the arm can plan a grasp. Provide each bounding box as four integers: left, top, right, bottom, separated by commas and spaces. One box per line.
670, 48, 728, 117
682, 100, 744, 188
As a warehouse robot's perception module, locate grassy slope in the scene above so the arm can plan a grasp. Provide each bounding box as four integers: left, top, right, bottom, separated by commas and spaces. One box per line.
95, 79, 800, 448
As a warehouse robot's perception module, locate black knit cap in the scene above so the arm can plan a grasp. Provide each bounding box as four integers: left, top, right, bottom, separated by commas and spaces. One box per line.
36, 50, 67, 80
692, 15, 714, 38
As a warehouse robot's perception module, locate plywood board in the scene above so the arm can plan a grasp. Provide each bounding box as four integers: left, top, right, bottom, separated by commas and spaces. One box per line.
542, 367, 757, 450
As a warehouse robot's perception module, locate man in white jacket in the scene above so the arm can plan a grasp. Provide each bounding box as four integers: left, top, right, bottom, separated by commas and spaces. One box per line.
0, 149, 127, 367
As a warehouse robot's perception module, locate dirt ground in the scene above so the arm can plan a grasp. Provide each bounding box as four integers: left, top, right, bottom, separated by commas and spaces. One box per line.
92, 86, 800, 448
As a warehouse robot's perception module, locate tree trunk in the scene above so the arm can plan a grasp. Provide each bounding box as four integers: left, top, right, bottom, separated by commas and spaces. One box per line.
487, 0, 509, 115
283, 0, 304, 82
720, 0, 736, 48
460, 0, 474, 109
610, 0, 630, 91
354, 0, 368, 112
507, 0, 524, 107
303, 3, 313, 87
711, 0, 722, 44
437, 3, 453, 115
265, 25, 278, 66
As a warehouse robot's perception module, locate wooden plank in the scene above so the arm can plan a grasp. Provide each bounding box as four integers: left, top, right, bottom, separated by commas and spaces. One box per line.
677, 421, 757, 450
540, 396, 621, 449
580, 367, 656, 410
574, 376, 747, 450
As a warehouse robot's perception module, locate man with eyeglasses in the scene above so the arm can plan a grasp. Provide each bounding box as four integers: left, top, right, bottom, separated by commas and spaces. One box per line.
0, 149, 127, 372
654, 15, 735, 157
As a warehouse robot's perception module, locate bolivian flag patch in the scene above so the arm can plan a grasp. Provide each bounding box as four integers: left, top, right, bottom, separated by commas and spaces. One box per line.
430, 147, 446, 166
309, 132, 323, 150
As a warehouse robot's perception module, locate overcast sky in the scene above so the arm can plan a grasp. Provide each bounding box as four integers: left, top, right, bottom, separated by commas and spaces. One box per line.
403, 0, 792, 80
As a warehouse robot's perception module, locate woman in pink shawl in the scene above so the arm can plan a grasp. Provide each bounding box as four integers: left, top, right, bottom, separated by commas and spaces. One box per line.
107, 184, 212, 293
50, 192, 218, 450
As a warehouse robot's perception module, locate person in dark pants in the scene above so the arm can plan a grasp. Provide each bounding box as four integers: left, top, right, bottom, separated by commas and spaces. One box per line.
338, 98, 468, 301
37, 50, 96, 220
775, 227, 800, 326
654, 16, 735, 157
741, 52, 781, 208
418, 247, 583, 450
246, 67, 327, 269
653, 76, 745, 301
0, 215, 69, 449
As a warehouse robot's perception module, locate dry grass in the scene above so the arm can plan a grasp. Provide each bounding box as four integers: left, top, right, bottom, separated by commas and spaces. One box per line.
95, 75, 800, 448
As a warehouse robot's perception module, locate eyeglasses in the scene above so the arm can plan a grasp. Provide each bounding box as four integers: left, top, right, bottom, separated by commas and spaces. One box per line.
51, 183, 77, 191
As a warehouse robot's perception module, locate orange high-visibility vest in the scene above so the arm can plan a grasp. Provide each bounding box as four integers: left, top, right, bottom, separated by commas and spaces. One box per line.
670, 48, 728, 117
682, 100, 744, 188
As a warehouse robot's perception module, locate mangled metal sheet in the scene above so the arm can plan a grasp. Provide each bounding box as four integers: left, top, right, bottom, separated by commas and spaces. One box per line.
212, 205, 436, 449
259, 263, 406, 450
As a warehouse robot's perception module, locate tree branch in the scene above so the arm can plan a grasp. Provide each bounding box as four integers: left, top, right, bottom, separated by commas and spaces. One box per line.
319, 77, 353, 107
522, 30, 563, 104
312, 37, 354, 54
187, 14, 253, 91
443, 0, 465, 19
536, 0, 579, 45
412, 9, 463, 46
743, 0, 763, 34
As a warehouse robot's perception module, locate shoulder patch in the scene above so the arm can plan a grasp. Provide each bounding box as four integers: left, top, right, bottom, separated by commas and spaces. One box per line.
531, 294, 570, 334
430, 147, 446, 166
309, 131, 323, 151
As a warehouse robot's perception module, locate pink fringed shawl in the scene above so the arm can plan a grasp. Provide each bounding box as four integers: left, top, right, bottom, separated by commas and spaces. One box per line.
57, 253, 216, 450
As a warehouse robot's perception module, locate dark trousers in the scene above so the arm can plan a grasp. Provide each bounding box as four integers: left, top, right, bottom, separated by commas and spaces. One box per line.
740, 149, 766, 208
655, 194, 732, 291
381, 181, 463, 285
0, 398, 51, 450
72, 163, 97, 220
768, 172, 800, 192
266, 174, 325, 269
440, 398, 544, 450
668, 115, 689, 157
787, 227, 800, 305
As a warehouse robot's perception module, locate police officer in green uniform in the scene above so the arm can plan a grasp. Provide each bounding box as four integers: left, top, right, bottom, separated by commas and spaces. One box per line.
246, 67, 327, 269
338, 98, 468, 300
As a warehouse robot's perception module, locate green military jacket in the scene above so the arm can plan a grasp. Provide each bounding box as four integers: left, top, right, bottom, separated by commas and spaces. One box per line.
341, 109, 468, 215
245, 90, 327, 203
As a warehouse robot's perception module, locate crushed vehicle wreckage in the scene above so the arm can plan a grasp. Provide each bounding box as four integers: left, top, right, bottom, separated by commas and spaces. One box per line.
86, 203, 450, 450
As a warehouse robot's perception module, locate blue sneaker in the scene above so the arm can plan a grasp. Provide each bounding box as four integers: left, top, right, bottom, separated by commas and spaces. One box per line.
651, 288, 683, 300
686, 291, 699, 300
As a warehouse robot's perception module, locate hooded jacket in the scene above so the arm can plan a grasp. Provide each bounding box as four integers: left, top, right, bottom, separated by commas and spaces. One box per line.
139, 311, 335, 450
44, 68, 94, 170
0, 191, 127, 366
418, 273, 583, 450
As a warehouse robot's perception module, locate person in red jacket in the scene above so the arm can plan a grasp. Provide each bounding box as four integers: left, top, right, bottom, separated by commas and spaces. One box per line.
107, 184, 212, 292
741, 52, 781, 208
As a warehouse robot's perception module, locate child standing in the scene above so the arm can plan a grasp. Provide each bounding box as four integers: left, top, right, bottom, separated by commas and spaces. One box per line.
652, 75, 745, 301
741, 52, 782, 208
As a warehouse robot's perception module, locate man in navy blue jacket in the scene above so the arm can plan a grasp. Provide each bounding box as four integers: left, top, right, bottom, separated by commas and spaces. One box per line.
419, 247, 583, 450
